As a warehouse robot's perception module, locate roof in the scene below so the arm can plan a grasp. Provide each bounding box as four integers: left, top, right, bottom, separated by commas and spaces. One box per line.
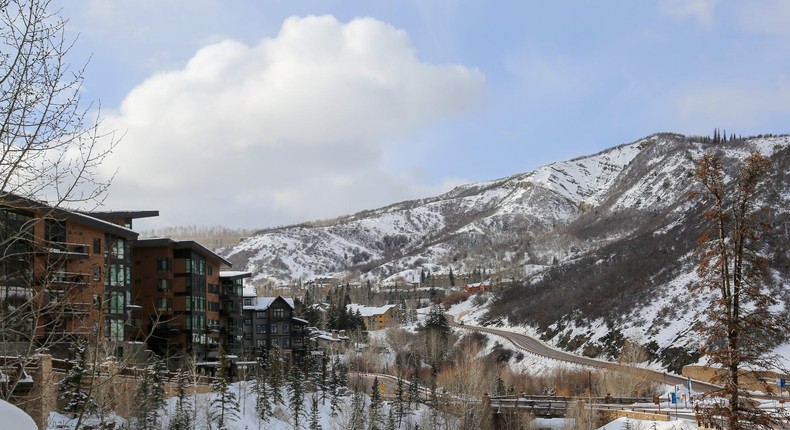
243, 296, 294, 311
346, 304, 397, 317
0, 193, 139, 239
220, 270, 252, 279
134, 238, 232, 267
84, 210, 159, 220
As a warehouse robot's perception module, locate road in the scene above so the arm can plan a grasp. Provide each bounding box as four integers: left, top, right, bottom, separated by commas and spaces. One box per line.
448, 315, 722, 393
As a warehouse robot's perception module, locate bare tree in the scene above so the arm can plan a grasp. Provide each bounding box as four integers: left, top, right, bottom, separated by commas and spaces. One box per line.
693, 150, 788, 429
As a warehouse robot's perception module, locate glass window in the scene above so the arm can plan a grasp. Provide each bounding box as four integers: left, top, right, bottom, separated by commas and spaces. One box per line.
157, 278, 171, 292
243, 318, 251, 326
282, 338, 290, 348
93, 266, 101, 282
271, 338, 278, 348
156, 258, 170, 273
270, 323, 278, 334
207, 265, 213, 276
256, 311, 266, 319
93, 238, 101, 254
243, 298, 252, 306
256, 324, 266, 334
282, 322, 290, 333
244, 333, 252, 340
108, 292, 124, 314
109, 319, 124, 342
185, 298, 191, 311
256, 339, 264, 348
273, 308, 284, 319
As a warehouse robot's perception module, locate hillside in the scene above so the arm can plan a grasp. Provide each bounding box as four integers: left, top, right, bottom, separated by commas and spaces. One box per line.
220, 133, 790, 370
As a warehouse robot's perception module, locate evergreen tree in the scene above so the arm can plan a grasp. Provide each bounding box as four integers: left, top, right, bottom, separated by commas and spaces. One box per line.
309, 394, 322, 430
254, 355, 272, 423
58, 341, 96, 416
386, 405, 397, 430
394, 373, 406, 427
448, 267, 455, 287
268, 350, 285, 407
168, 368, 192, 430
288, 362, 305, 429
329, 357, 340, 416
408, 371, 420, 409
349, 386, 367, 429
496, 375, 506, 396
210, 351, 240, 430
133, 359, 167, 429
369, 376, 383, 430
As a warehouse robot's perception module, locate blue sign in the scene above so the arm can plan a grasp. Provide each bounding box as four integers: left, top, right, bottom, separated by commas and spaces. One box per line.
778, 378, 787, 389
671, 392, 677, 404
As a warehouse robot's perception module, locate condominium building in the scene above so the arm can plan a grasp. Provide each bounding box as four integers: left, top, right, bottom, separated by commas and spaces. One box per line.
241, 288, 307, 358
130, 239, 232, 364
0, 194, 157, 359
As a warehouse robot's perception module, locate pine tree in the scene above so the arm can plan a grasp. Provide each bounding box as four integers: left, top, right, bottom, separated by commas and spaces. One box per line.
268, 350, 285, 407
369, 376, 383, 430
58, 341, 96, 416
254, 355, 272, 423
329, 357, 340, 416
448, 267, 455, 287
309, 394, 322, 430
132, 366, 151, 429
148, 359, 167, 428
168, 368, 193, 430
288, 362, 305, 429
210, 351, 240, 430
408, 370, 420, 409
349, 387, 367, 429
394, 373, 406, 427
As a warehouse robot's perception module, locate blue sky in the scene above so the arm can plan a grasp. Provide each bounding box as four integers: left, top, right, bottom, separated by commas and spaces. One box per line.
54, 0, 790, 229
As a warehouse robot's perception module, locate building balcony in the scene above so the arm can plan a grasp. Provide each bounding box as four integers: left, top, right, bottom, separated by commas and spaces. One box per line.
36, 241, 90, 260
152, 323, 183, 336
38, 272, 89, 289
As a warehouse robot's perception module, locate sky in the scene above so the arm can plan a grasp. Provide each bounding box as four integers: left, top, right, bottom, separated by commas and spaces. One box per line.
50, 0, 790, 229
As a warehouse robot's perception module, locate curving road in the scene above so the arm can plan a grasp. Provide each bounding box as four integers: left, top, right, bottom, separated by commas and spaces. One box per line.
448, 315, 722, 394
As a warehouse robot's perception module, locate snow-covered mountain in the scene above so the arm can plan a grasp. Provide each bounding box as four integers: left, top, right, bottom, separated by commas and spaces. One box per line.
221, 133, 790, 369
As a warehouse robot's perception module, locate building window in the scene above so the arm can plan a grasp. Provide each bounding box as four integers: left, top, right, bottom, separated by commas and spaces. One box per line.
156, 298, 172, 312
157, 279, 171, 292
208, 283, 219, 294
273, 308, 284, 319
256, 339, 265, 349
244, 333, 252, 340
207, 265, 213, 276
256, 311, 266, 319
156, 258, 170, 273
108, 292, 125, 314
271, 338, 278, 348
294, 337, 301, 344
256, 324, 266, 334
109, 320, 124, 342
243, 298, 252, 306
93, 266, 101, 282
282, 322, 290, 333
243, 318, 251, 326
282, 338, 290, 348
270, 323, 278, 334
208, 301, 220, 312
93, 238, 101, 254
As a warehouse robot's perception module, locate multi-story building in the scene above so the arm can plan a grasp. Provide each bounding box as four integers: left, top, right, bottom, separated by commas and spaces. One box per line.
0, 194, 157, 359
346, 304, 399, 331
219, 270, 250, 355
130, 238, 232, 364
241, 288, 307, 358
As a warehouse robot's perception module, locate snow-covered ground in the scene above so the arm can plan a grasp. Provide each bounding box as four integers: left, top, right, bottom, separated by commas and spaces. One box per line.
0, 399, 37, 430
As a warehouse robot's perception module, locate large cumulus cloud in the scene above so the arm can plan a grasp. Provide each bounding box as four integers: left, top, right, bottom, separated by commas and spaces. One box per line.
99, 15, 484, 228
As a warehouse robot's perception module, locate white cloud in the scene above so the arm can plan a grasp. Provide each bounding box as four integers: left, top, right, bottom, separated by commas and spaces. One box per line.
99, 15, 484, 228
735, 0, 790, 37
659, 0, 719, 27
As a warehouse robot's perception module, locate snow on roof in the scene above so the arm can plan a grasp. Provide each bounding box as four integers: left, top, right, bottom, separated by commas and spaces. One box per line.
292, 317, 309, 324
220, 270, 252, 278
243, 296, 295, 311
346, 303, 396, 317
